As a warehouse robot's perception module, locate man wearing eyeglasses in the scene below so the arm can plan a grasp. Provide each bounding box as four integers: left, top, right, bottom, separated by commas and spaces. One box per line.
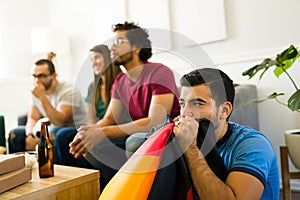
69, 21, 180, 190
9, 59, 87, 156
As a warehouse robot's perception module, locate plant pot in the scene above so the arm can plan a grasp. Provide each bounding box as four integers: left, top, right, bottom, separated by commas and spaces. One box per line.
284, 129, 300, 169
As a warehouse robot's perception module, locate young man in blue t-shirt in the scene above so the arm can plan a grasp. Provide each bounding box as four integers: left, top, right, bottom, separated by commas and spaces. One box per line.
174, 68, 279, 200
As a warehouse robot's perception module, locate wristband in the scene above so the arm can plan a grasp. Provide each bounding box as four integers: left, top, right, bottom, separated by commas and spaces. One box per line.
27, 133, 35, 138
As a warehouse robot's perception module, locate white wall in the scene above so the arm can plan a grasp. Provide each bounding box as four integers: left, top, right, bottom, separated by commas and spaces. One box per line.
0, 0, 49, 131
0, 0, 300, 189
0, 0, 49, 78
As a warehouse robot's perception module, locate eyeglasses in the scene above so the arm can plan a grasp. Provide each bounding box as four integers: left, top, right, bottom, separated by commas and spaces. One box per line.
112, 38, 129, 46
32, 73, 51, 79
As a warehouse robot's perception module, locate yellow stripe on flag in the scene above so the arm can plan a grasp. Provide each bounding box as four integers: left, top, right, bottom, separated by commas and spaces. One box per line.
99, 155, 160, 200
99, 123, 175, 200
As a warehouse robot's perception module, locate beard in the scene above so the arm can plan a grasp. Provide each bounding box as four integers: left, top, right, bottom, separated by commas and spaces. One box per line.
113, 51, 134, 66
43, 79, 52, 90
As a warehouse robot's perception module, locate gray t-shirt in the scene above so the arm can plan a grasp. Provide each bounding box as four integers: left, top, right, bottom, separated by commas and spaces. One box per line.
30, 80, 87, 128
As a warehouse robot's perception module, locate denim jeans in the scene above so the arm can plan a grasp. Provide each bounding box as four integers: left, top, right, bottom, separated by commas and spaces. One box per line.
9, 125, 65, 164
55, 127, 128, 191
55, 127, 94, 168
86, 137, 127, 192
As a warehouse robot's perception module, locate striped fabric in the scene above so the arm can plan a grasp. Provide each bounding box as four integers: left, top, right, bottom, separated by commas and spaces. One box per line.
99, 123, 194, 200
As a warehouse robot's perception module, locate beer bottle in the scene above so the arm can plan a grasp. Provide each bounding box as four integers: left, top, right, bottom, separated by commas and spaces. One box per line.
38, 121, 54, 178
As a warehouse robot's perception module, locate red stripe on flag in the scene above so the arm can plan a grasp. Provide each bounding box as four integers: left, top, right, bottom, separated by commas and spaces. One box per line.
187, 187, 194, 200
133, 123, 175, 157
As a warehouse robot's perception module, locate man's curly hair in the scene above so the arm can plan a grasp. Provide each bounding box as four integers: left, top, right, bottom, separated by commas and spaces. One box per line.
112, 21, 152, 62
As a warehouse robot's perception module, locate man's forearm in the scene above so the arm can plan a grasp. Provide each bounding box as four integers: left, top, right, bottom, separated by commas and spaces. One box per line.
184, 147, 235, 200
101, 117, 159, 139
25, 118, 37, 136
39, 96, 68, 126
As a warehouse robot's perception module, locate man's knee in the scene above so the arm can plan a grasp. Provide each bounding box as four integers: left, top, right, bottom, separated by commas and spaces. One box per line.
9, 130, 16, 139
125, 132, 148, 158
8, 128, 26, 153
55, 128, 77, 144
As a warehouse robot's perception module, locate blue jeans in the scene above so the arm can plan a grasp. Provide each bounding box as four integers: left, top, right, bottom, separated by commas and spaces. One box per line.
9, 126, 27, 153
86, 137, 127, 192
9, 125, 66, 164
55, 126, 128, 191
55, 127, 94, 168
56, 127, 128, 191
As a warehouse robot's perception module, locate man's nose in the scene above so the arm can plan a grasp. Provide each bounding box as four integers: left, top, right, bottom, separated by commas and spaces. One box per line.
34, 78, 40, 84
110, 44, 116, 51
181, 106, 193, 117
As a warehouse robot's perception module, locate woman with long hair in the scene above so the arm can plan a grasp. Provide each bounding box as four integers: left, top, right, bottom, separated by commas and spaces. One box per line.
55, 44, 122, 167
87, 44, 122, 124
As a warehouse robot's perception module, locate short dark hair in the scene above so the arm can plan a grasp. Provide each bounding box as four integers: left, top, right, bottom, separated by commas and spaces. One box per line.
112, 21, 152, 62
35, 59, 56, 74
180, 68, 235, 107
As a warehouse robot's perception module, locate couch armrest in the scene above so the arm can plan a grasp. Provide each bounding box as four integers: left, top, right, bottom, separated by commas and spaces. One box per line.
0, 115, 5, 147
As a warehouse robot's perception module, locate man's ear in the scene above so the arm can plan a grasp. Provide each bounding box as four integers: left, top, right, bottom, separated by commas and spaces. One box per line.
133, 48, 141, 55
220, 101, 232, 120
51, 73, 58, 80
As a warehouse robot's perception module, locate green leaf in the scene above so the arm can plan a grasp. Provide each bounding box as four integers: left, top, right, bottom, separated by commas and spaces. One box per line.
288, 89, 300, 111
245, 92, 284, 105
242, 58, 278, 79
242, 65, 259, 79
242, 45, 300, 113
276, 45, 298, 63
274, 45, 300, 77
268, 92, 285, 99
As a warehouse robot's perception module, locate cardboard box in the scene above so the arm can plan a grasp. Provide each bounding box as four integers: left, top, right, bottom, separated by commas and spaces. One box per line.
0, 154, 25, 175
0, 167, 31, 193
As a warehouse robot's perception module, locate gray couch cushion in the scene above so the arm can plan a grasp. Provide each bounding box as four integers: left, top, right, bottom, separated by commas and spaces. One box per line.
230, 84, 259, 130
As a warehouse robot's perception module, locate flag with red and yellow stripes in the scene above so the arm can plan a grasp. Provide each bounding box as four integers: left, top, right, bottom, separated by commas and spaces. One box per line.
99, 123, 194, 200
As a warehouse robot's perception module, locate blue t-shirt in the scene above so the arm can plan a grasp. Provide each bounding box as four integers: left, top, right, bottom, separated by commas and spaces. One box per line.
218, 122, 279, 200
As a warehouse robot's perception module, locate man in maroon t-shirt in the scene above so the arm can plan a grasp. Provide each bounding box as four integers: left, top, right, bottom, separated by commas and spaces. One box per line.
70, 21, 180, 190
112, 61, 179, 121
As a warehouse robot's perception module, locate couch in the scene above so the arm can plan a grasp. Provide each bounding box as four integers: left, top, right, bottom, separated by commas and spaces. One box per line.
230, 84, 259, 130
16, 84, 259, 130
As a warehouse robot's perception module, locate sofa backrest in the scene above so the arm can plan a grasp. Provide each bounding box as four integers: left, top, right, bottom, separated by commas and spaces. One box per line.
230, 84, 259, 130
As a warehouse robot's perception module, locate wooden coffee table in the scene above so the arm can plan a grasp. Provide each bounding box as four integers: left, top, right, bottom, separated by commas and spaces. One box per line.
0, 164, 100, 200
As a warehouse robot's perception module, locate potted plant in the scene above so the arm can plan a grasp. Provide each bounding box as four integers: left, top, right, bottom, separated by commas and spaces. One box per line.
242, 44, 300, 169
